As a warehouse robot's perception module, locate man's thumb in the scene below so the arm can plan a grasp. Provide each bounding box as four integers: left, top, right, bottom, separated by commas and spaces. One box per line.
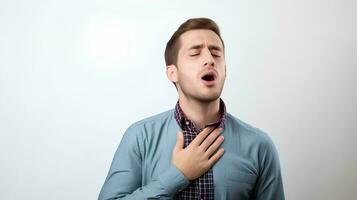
174, 131, 184, 151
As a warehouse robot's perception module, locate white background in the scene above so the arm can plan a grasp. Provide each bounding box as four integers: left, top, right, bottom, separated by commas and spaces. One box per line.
0, 0, 356, 199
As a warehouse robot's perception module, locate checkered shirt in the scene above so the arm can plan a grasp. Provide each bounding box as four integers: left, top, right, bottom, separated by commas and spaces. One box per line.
174, 99, 227, 200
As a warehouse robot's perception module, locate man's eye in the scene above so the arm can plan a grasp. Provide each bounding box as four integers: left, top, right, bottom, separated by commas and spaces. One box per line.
190, 53, 199, 56
212, 54, 221, 57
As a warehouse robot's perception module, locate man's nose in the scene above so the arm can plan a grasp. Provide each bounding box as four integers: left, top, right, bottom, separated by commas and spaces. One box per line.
203, 49, 215, 67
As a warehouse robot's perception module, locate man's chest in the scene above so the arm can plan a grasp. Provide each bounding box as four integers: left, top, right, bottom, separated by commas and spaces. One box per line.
141, 132, 259, 199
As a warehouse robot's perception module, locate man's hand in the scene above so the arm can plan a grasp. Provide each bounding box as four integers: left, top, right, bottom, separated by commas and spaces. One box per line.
172, 126, 225, 180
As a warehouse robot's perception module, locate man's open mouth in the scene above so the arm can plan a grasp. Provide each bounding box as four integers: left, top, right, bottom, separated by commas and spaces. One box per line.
201, 71, 217, 82
201, 71, 217, 87
202, 74, 215, 81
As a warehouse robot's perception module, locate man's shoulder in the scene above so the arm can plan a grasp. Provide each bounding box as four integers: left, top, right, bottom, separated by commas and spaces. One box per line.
128, 109, 175, 130
226, 112, 275, 147
119, 110, 175, 148
121, 109, 175, 141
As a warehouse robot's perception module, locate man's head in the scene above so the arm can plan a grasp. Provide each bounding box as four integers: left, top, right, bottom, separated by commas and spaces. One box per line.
165, 18, 226, 103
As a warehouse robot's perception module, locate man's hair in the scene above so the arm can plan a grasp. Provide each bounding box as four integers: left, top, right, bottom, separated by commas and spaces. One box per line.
164, 17, 225, 66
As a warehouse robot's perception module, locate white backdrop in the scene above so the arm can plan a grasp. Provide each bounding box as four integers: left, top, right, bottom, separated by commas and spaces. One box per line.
0, 0, 356, 199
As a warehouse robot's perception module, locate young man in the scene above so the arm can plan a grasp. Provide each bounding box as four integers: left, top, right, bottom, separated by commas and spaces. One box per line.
99, 18, 285, 200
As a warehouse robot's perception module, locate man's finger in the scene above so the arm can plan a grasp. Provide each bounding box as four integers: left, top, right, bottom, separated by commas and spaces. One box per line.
205, 135, 224, 157
191, 126, 216, 146
174, 131, 184, 152
200, 128, 222, 151
207, 148, 225, 167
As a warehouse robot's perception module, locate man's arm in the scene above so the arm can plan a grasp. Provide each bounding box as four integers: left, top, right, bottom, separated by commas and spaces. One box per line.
98, 125, 189, 200
98, 125, 224, 200
252, 137, 285, 200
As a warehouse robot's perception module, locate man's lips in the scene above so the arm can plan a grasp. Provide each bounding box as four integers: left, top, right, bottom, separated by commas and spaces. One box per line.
201, 70, 217, 81
201, 70, 218, 86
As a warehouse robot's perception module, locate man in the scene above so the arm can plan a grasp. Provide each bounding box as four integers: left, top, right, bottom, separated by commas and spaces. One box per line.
99, 18, 285, 199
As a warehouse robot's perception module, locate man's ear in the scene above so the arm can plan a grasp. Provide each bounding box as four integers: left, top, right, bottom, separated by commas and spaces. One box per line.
166, 64, 178, 83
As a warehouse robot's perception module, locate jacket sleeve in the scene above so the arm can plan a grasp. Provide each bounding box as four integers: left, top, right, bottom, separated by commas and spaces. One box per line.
252, 136, 285, 200
98, 125, 189, 200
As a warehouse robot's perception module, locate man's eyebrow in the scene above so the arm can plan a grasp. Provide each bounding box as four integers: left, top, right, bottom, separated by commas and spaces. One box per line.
208, 45, 222, 51
187, 44, 222, 51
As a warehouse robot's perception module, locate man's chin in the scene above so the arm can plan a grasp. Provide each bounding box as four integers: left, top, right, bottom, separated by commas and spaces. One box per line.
194, 93, 221, 103
178, 85, 223, 103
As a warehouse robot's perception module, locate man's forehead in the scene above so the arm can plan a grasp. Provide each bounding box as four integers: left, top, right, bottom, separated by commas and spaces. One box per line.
179, 29, 223, 50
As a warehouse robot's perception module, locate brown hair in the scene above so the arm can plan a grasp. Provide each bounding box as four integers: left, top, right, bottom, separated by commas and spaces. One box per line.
164, 17, 225, 66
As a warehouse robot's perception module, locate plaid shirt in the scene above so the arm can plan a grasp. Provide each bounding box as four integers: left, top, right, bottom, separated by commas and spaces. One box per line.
174, 99, 227, 200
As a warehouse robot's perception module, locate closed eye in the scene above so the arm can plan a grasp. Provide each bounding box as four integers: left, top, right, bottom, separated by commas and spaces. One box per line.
212, 53, 221, 57
190, 53, 200, 56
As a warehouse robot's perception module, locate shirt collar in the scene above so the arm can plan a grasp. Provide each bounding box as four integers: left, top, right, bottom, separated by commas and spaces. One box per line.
174, 98, 227, 132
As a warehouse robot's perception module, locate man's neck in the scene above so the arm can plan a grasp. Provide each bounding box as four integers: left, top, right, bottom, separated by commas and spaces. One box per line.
178, 96, 221, 129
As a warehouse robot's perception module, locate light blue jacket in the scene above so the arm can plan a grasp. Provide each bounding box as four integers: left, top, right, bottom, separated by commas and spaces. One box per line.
99, 109, 285, 199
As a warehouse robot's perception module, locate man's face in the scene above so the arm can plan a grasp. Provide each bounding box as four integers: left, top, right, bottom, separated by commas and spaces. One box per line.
168, 29, 226, 103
